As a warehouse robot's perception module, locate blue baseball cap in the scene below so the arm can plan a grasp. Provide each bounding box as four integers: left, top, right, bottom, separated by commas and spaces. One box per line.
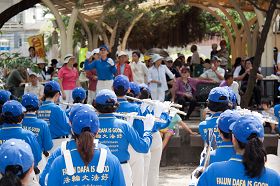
99, 45, 109, 52
230, 115, 264, 143
217, 110, 241, 133
21, 93, 39, 108
113, 75, 130, 91
44, 80, 61, 94
129, 82, 140, 96
72, 109, 99, 134
95, 89, 117, 105
2, 100, 26, 117
0, 90, 11, 103
0, 139, 34, 174
139, 83, 150, 93
69, 104, 91, 122
72, 87, 86, 100
208, 87, 229, 103
224, 86, 237, 105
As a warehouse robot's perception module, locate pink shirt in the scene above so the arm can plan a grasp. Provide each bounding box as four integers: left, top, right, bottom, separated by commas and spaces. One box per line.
58, 66, 79, 90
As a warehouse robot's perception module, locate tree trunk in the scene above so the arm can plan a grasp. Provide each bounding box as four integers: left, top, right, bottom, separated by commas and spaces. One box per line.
121, 13, 144, 50
109, 21, 119, 50
111, 26, 121, 60
0, 0, 40, 29
241, 0, 278, 108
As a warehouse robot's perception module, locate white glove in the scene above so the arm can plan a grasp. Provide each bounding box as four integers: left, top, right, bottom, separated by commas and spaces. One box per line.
126, 112, 138, 127
140, 102, 149, 114
154, 101, 166, 118
143, 114, 155, 131
107, 58, 115, 66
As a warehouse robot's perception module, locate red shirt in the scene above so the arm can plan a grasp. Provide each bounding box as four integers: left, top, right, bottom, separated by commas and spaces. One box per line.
58, 66, 79, 90
85, 69, 97, 91
116, 63, 133, 81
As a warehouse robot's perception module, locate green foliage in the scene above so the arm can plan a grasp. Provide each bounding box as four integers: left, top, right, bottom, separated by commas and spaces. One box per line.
0, 53, 39, 72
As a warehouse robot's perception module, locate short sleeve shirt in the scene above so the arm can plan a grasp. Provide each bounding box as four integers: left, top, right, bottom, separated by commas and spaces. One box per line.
200, 67, 225, 82
58, 66, 79, 90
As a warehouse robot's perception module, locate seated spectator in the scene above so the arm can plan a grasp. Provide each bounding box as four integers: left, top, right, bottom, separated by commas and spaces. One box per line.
116, 51, 133, 81
160, 114, 197, 150
24, 72, 44, 100
199, 56, 225, 82
261, 100, 277, 134
219, 72, 240, 105
233, 56, 246, 82
172, 67, 213, 120
202, 58, 211, 71
239, 59, 263, 107
5, 66, 27, 98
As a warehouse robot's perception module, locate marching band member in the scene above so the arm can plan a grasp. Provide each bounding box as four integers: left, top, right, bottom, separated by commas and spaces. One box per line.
0, 139, 36, 186
38, 81, 71, 153
200, 110, 240, 166
47, 108, 125, 185
93, 89, 154, 186
198, 115, 280, 186
21, 93, 53, 170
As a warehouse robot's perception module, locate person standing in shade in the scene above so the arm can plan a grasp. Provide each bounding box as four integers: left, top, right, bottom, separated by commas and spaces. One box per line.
130, 51, 149, 84
85, 48, 99, 104
198, 116, 280, 186
84, 45, 117, 93
58, 54, 80, 108
148, 54, 175, 101
116, 51, 133, 81
38, 81, 71, 153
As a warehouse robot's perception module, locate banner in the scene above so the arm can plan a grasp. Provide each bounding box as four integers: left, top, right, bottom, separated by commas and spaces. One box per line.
78, 48, 88, 70
28, 34, 45, 58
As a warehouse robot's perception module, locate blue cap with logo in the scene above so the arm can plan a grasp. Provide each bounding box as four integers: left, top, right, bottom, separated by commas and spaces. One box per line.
230, 115, 264, 143
129, 82, 140, 96
95, 89, 117, 105
224, 86, 237, 105
113, 75, 130, 92
69, 104, 91, 122
21, 93, 39, 108
2, 100, 26, 117
208, 87, 229, 103
72, 87, 86, 100
72, 109, 99, 134
217, 109, 241, 133
0, 139, 34, 174
99, 44, 109, 52
0, 90, 11, 103
44, 80, 61, 94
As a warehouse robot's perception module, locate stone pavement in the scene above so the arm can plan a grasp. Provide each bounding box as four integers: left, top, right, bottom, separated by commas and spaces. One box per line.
159, 165, 197, 186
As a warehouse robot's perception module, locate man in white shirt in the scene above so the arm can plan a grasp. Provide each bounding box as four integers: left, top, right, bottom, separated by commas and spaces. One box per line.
130, 51, 149, 84
220, 72, 241, 105
199, 56, 225, 82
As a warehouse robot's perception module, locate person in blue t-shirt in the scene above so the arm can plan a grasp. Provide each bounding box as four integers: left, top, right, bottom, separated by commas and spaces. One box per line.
38, 81, 71, 153
200, 110, 240, 167
198, 87, 230, 148
47, 108, 125, 186
0, 100, 42, 173
198, 115, 280, 186
21, 93, 53, 157
93, 89, 154, 186
84, 45, 117, 93
0, 139, 36, 186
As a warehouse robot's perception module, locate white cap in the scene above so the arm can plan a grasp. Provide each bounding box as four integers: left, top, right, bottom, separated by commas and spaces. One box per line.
118, 51, 128, 57
64, 54, 75, 64
91, 48, 100, 56
29, 71, 38, 77
151, 54, 164, 63
36, 58, 46, 65
165, 56, 173, 62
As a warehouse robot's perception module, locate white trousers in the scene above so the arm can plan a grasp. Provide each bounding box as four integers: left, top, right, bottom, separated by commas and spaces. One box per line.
61, 90, 73, 110
96, 80, 113, 93
87, 90, 96, 104
278, 139, 280, 156
121, 163, 133, 186
147, 131, 163, 186
128, 145, 145, 186
151, 89, 165, 102
143, 151, 151, 186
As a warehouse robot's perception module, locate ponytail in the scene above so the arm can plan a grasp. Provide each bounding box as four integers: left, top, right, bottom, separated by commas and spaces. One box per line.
75, 127, 95, 166
0, 165, 29, 186
237, 134, 267, 178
